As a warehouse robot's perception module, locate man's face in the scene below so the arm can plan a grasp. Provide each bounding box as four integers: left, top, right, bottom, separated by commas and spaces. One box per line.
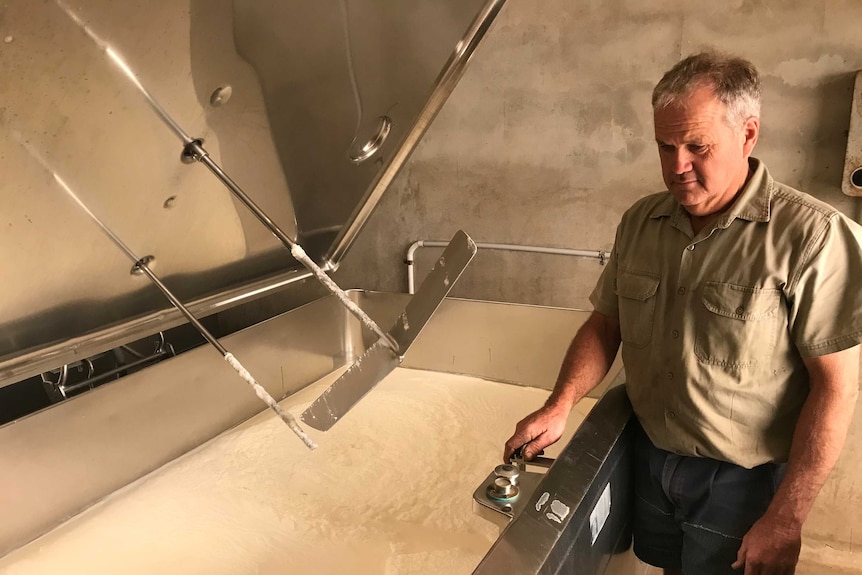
654, 85, 758, 218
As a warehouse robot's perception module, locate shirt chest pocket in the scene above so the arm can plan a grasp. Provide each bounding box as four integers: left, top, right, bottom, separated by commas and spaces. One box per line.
615, 269, 660, 348
695, 282, 782, 369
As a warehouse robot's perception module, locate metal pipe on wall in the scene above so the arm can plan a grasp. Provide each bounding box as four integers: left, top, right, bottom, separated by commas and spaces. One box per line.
405, 240, 612, 294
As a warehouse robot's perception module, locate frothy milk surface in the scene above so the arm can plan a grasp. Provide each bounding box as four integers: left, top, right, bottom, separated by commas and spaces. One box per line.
0, 368, 595, 575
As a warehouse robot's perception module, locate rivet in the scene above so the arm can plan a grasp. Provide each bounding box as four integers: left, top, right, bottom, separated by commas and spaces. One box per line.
210, 85, 233, 107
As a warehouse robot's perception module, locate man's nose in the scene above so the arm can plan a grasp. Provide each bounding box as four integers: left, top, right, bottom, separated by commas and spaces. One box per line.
670, 150, 693, 175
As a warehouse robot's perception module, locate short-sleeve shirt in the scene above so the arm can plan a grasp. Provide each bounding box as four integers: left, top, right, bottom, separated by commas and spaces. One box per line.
590, 157, 862, 468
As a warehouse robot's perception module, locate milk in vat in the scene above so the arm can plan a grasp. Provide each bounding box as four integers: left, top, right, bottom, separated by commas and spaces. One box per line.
0, 368, 595, 575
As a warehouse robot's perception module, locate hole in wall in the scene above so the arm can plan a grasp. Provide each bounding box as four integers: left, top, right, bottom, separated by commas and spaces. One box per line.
852, 167, 862, 189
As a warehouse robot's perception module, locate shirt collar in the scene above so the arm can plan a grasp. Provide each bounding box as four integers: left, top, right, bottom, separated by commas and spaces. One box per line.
648, 157, 773, 228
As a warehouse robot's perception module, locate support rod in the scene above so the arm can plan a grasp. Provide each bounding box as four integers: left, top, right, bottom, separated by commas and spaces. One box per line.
184, 140, 399, 354
22, 141, 316, 450
405, 240, 612, 294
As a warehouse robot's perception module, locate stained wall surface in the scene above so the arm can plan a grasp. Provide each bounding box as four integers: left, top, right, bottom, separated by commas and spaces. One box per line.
330, 1, 862, 571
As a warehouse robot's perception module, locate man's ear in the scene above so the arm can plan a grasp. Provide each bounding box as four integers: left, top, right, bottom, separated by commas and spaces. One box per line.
742, 116, 759, 157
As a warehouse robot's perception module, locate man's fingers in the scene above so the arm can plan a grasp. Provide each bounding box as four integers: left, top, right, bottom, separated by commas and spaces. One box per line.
522, 437, 549, 460
502, 436, 524, 462
503, 407, 567, 462
503, 429, 537, 461
731, 544, 746, 571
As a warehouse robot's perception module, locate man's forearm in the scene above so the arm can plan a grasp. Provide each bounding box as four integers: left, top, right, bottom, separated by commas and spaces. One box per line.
503, 311, 622, 462
546, 311, 621, 412
764, 348, 859, 528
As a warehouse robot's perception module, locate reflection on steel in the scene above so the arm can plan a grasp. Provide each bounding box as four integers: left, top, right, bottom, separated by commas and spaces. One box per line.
0, 267, 313, 388
53, 0, 194, 145
18, 136, 314, 448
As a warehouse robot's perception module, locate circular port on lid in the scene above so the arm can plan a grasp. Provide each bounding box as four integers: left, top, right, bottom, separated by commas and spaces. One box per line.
348, 115, 391, 164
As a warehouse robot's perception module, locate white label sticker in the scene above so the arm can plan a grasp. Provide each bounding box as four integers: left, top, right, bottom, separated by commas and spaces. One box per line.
535, 491, 550, 512
590, 483, 612, 545
549, 499, 570, 522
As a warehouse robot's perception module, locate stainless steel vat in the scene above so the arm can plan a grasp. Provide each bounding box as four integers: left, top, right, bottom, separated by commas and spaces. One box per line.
0, 291, 630, 570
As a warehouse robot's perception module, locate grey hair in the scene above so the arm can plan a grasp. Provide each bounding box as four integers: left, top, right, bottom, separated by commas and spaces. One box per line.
652, 51, 761, 130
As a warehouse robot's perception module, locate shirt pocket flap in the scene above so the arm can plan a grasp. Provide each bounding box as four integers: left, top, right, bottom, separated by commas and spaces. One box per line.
615, 270, 660, 301
702, 283, 780, 321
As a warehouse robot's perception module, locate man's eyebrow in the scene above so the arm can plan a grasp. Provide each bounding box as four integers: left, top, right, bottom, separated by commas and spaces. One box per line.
655, 137, 709, 146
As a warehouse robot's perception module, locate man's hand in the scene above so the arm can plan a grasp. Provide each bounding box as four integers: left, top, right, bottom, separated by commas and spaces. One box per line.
731, 513, 801, 574
731, 346, 859, 574
502, 311, 621, 463
503, 403, 569, 463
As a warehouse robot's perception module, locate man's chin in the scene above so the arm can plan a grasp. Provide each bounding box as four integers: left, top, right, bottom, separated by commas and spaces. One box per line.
670, 189, 703, 207
682, 206, 710, 217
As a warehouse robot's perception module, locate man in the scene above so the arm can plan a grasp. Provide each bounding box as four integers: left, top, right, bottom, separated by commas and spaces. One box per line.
504, 51, 862, 575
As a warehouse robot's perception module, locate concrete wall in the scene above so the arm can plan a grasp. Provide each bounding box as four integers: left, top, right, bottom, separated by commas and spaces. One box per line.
330, 0, 862, 570
335, 0, 862, 309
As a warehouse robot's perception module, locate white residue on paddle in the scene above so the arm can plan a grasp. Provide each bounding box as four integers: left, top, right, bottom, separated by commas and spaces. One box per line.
290, 243, 394, 349
224, 353, 317, 451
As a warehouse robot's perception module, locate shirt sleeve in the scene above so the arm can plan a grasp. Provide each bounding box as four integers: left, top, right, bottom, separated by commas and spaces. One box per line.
789, 212, 862, 357
589, 224, 621, 318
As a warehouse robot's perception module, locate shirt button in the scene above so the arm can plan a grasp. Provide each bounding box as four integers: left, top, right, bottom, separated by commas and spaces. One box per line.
687, 245, 695, 251
666, 372, 674, 380
667, 410, 676, 419
735, 306, 745, 315
677, 287, 686, 295
672, 329, 679, 338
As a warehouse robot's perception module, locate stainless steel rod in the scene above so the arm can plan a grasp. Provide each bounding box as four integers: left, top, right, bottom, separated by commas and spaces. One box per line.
185, 141, 399, 354
19, 137, 316, 449
185, 141, 297, 248
133, 262, 228, 356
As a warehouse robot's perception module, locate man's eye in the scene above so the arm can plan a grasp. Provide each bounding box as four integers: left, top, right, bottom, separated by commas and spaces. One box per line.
689, 145, 708, 153
659, 144, 674, 152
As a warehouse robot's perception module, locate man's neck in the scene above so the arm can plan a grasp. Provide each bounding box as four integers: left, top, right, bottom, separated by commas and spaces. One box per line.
689, 213, 718, 235
687, 167, 754, 236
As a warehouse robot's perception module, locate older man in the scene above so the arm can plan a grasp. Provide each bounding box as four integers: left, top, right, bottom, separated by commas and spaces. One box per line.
505, 52, 862, 574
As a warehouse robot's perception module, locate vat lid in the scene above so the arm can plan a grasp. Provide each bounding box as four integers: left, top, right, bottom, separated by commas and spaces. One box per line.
0, 0, 505, 385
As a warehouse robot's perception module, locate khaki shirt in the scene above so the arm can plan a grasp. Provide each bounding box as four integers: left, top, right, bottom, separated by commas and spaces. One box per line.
590, 158, 862, 468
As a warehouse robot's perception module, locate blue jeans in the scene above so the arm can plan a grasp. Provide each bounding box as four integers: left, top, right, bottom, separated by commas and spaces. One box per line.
631, 419, 786, 574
